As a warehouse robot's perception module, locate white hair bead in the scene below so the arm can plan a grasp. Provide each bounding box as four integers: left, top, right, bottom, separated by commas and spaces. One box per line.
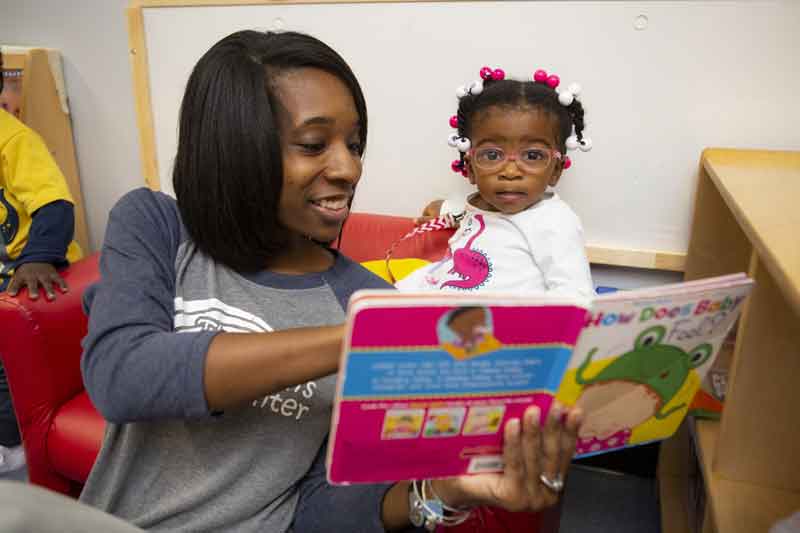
567, 83, 582, 96
456, 85, 468, 98
469, 79, 484, 95
565, 135, 579, 151
447, 133, 461, 147
455, 137, 471, 152
558, 91, 574, 106
578, 137, 593, 152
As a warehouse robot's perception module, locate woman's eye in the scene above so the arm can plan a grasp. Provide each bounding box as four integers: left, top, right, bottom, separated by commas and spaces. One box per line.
348, 141, 363, 154
298, 143, 325, 153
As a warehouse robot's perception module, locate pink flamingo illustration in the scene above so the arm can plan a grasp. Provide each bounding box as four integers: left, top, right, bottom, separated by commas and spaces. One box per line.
441, 214, 490, 290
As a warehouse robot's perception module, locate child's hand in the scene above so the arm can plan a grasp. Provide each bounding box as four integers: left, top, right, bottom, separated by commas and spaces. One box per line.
413, 199, 444, 225
7, 262, 69, 301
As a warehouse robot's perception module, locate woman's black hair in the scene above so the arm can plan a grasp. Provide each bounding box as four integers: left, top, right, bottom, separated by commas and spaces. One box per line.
455, 78, 586, 168
173, 30, 367, 272
0, 50, 4, 93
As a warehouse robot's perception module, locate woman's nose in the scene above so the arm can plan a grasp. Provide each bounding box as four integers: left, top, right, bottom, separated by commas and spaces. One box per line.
326, 143, 361, 184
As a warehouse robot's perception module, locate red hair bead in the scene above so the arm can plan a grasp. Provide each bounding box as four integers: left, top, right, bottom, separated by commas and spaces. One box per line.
534, 69, 548, 83
546, 74, 560, 89
449, 115, 458, 128
492, 69, 505, 81
480, 67, 493, 80
451, 160, 463, 173
563, 156, 572, 170
461, 168, 469, 177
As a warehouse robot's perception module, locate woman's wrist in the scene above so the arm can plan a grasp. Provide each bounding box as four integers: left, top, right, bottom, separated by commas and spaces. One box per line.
429, 478, 477, 510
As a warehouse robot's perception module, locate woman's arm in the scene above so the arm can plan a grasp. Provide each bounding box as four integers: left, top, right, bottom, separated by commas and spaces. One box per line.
202, 325, 342, 410
293, 441, 421, 533
81, 190, 346, 422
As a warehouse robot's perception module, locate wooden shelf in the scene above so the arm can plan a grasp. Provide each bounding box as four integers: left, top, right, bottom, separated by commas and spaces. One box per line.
693, 419, 800, 533
661, 148, 800, 533
701, 149, 800, 318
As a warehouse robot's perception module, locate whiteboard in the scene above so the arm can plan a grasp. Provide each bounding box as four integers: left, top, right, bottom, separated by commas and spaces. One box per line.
137, 1, 800, 257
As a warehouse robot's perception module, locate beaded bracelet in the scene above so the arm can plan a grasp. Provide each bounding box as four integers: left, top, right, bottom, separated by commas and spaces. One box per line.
408, 479, 472, 531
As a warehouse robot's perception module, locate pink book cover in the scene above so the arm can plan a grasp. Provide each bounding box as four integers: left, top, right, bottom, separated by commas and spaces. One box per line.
327, 291, 590, 484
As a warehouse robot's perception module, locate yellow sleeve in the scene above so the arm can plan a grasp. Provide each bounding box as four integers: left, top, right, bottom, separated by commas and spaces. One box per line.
2, 127, 74, 215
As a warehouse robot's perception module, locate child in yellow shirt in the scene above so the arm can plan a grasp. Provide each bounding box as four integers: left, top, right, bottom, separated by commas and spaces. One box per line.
0, 49, 81, 475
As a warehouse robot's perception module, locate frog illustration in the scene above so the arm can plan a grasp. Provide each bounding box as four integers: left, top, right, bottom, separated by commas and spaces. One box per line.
574, 325, 712, 454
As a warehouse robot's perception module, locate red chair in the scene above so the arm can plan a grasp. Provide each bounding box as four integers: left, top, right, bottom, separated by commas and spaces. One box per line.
0, 214, 555, 531
0, 253, 104, 497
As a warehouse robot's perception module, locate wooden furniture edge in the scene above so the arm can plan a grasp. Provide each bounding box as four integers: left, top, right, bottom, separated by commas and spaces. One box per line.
694, 419, 800, 533
127, 4, 161, 190
700, 147, 800, 317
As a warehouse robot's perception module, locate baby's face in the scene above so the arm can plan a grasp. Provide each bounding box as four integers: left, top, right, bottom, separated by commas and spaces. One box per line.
466, 106, 563, 215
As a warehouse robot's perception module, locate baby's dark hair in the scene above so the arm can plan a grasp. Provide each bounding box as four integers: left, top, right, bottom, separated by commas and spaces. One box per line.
454, 77, 586, 168
447, 306, 486, 325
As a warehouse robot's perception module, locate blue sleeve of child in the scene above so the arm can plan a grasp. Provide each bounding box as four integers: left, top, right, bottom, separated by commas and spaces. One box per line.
16, 199, 74, 267
293, 439, 425, 533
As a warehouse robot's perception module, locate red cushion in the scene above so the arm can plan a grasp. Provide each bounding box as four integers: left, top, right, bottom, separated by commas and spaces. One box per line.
48, 392, 106, 483
338, 212, 452, 263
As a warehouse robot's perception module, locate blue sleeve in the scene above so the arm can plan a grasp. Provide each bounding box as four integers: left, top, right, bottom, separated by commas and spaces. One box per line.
80, 188, 217, 424
16, 199, 73, 267
293, 440, 425, 533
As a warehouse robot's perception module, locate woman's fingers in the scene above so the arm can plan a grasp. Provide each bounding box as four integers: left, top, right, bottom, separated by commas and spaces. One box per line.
519, 406, 545, 505
502, 417, 526, 489
559, 407, 582, 474
536, 404, 564, 505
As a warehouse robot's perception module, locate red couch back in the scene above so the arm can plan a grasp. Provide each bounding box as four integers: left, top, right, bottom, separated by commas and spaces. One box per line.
337, 212, 453, 263
0, 253, 102, 495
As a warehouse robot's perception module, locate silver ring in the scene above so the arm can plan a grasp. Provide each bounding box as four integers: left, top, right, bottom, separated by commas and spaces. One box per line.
539, 473, 564, 492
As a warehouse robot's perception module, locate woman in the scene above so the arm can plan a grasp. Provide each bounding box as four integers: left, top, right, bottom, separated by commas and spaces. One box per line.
1, 30, 581, 533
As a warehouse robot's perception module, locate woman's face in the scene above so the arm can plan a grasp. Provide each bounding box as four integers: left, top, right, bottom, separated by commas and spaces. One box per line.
272, 68, 363, 245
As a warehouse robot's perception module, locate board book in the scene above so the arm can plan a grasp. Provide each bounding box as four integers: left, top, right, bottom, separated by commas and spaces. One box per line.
327, 274, 753, 484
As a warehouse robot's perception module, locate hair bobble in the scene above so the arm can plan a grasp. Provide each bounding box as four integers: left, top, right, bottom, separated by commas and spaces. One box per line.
455, 79, 484, 99
566, 133, 592, 153
480, 66, 505, 81
447, 133, 471, 152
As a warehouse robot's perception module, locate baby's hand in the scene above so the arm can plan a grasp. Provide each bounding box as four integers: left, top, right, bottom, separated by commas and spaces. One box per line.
413, 199, 444, 225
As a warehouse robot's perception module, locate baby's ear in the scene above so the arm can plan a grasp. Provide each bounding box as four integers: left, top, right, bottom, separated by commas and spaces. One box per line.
549, 158, 566, 186
548, 168, 563, 187
465, 159, 477, 185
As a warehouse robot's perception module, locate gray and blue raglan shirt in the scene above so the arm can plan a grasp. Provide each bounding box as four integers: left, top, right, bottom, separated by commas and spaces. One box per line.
79, 188, 397, 533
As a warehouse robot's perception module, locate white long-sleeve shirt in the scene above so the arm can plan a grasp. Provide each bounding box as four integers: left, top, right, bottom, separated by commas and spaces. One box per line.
397, 192, 594, 299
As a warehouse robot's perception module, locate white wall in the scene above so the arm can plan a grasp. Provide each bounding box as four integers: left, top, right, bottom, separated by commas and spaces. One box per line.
1, 0, 142, 252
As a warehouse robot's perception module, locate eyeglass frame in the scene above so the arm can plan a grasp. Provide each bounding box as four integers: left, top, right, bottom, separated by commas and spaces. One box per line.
467, 145, 563, 173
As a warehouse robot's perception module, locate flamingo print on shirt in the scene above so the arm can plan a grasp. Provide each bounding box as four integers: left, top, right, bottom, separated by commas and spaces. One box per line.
441, 214, 491, 290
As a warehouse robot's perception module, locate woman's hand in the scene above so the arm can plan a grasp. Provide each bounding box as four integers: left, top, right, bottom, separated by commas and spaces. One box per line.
7, 262, 68, 301
434, 403, 582, 513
